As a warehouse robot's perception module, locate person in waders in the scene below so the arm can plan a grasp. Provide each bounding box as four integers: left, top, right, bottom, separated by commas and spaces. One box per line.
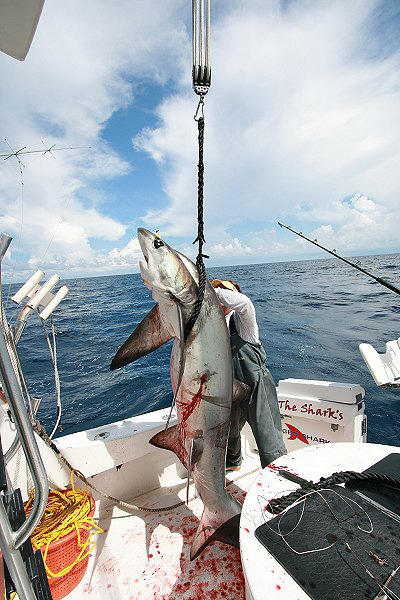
211, 279, 287, 471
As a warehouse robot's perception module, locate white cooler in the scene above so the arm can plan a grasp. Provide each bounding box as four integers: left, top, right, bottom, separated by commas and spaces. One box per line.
276, 378, 367, 452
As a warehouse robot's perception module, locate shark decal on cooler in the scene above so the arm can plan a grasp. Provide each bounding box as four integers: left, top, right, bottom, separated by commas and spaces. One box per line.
286, 423, 309, 444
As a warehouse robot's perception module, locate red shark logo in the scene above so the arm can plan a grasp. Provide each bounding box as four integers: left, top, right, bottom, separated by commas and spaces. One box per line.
286, 423, 309, 444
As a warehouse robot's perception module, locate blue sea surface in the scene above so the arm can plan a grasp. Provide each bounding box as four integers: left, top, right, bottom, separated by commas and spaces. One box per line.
5, 253, 400, 445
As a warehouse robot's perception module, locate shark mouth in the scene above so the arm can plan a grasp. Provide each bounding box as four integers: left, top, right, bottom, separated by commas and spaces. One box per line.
137, 236, 149, 268
139, 259, 148, 275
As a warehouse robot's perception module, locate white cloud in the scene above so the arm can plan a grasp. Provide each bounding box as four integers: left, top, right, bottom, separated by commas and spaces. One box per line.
108, 237, 143, 265
26, 236, 144, 280
2, 0, 400, 281
207, 192, 398, 264
135, 0, 400, 261
0, 0, 188, 279
307, 193, 399, 252
210, 238, 252, 258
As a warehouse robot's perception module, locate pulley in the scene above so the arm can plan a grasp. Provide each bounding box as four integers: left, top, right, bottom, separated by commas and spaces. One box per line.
192, 0, 211, 95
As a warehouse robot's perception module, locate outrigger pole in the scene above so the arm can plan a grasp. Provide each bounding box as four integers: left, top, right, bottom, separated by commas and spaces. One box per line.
278, 221, 400, 297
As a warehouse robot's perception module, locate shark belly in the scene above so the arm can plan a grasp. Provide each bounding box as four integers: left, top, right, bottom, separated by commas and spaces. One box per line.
168, 292, 242, 558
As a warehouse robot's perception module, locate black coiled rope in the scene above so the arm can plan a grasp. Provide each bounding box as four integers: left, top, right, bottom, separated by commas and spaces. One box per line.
268, 470, 400, 514
184, 100, 209, 340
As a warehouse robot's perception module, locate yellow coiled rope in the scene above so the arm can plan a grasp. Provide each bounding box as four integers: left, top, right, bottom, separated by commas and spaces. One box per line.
24, 470, 103, 579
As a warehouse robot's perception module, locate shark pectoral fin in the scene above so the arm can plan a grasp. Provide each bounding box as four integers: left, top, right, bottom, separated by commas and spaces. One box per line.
110, 303, 171, 370
233, 378, 251, 404
149, 424, 188, 469
190, 512, 241, 561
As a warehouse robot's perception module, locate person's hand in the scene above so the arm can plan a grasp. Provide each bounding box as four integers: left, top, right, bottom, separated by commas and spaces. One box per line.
221, 304, 232, 317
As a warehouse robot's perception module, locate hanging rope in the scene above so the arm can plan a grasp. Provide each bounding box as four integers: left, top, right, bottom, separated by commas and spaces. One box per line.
185, 0, 211, 339
184, 97, 209, 339
40, 317, 62, 438
31, 417, 260, 514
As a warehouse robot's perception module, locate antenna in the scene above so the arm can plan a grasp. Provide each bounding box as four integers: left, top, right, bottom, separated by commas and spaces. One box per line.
41, 141, 56, 158
2, 139, 26, 167
1, 140, 91, 163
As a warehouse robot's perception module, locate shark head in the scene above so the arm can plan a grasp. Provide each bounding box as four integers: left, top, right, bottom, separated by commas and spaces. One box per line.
138, 228, 198, 305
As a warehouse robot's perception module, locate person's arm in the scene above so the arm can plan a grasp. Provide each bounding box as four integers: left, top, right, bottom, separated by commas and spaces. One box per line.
214, 287, 260, 344
214, 287, 250, 313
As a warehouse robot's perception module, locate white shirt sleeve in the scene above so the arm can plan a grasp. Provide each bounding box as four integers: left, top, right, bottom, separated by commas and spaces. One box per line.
214, 287, 260, 345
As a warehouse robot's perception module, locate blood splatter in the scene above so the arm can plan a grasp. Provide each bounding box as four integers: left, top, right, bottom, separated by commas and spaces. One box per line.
268, 464, 288, 472
175, 373, 209, 463
149, 305, 166, 343
100, 557, 120, 576
178, 373, 208, 424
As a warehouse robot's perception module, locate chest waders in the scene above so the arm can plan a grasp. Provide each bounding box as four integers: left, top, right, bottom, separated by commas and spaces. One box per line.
227, 333, 287, 469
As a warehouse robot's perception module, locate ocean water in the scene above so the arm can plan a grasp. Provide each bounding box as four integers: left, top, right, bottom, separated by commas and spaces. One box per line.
4, 253, 400, 445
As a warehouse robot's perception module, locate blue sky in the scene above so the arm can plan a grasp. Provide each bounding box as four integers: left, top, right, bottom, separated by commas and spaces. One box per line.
0, 0, 399, 282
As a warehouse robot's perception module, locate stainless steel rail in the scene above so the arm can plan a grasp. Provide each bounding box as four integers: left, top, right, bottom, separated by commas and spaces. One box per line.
0, 326, 49, 548
4, 395, 41, 466
0, 233, 40, 465
0, 234, 12, 261
0, 232, 22, 465
0, 232, 49, 598
4, 318, 38, 466
0, 505, 36, 599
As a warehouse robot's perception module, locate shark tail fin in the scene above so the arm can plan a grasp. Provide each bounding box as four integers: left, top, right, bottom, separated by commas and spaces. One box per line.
149, 424, 188, 470
190, 509, 241, 561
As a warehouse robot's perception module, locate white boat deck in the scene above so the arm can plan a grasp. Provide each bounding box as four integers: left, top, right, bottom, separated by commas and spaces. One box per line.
67, 452, 261, 600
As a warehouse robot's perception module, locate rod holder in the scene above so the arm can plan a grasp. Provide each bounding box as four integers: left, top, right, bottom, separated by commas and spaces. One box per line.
26, 275, 59, 311
12, 272, 68, 323
11, 271, 44, 305
39, 285, 68, 320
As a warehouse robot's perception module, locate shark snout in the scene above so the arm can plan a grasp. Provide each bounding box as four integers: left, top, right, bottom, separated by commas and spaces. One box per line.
137, 227, 156, 264
137, 227, 152, 240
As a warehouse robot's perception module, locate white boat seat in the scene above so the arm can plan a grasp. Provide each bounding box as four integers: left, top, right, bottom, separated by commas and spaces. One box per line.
359, 339, 400, 387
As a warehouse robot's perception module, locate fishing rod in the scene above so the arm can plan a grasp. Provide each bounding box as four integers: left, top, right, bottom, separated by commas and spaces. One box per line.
278, 222, 400, 297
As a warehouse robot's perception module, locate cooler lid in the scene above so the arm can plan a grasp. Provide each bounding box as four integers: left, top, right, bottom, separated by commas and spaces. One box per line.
278, 378, 365, 404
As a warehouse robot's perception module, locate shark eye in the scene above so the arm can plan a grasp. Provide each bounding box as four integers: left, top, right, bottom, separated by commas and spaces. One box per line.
153, 239, 164, 249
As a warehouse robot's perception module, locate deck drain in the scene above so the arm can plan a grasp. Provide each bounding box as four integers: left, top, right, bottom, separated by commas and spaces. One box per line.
94, 431, 110, 440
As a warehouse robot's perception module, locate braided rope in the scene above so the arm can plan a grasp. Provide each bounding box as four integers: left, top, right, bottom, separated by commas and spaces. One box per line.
184, 113, 208, 340
32, 419, 259, 514
268, 470, 400, 514
40, 318, 61, 439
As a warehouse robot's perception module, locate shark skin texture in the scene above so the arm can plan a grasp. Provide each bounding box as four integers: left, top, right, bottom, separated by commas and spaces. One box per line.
110, 228, 242, 559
